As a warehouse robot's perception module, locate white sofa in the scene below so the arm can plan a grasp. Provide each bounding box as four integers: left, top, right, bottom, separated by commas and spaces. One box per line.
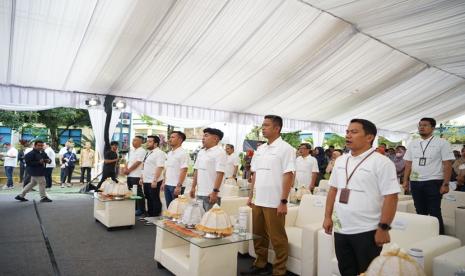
248, 194, 326, 276
317, 212, 461, 276
441, 191, 465, 236
433, 246, 465, 276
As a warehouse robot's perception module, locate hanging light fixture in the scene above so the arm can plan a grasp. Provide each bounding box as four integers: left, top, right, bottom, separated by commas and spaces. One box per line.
85, 97, 101, 107
113, 99, 126, 109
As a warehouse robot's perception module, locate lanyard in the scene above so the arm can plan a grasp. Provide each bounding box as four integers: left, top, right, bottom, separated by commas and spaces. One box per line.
143, 150, 153, 162
419, 136, 434, 158
345, 150, 376, 188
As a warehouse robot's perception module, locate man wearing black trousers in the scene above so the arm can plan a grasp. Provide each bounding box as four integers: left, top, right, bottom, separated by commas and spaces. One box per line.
140, 136, 166, 225
95, 141, 119, 191
123, 136, 146, 216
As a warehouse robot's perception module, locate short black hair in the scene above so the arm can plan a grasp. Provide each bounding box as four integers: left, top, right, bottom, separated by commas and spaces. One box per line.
264, 115, 283, 132
420, 117, 436, 128
4, 142, 11, 146
396, 145, 406, 151
110, 141, 119, 146
172, 131, 186, 142
203, 128, 224, 140
299, 143, 312, 150
225, 144, 234, 150
147, 135, 160, 145
350, 119, 377, 144
34, 140, 44, 145
379, 143, 387, 147
135, 135, 145, 142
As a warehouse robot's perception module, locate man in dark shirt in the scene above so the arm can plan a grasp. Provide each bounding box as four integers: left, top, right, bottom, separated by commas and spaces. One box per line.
95, 141, 119, 191
15, 140, 52, 202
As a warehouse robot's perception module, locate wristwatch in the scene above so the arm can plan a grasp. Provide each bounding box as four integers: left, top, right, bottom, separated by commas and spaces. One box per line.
213, 188, 220, 193
280, 199, 288, 204
378, 223, 391, 231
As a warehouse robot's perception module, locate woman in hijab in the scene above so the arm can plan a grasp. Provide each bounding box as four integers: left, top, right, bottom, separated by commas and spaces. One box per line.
314, 146, 328, 185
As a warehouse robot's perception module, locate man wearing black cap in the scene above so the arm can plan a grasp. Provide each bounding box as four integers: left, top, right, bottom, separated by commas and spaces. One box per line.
190, 128, 227, 211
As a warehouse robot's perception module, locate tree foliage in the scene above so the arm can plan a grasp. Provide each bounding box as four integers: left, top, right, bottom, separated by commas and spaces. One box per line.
281, 131, 301, 149
324, 133, 345, 149
0, 111, 39, 132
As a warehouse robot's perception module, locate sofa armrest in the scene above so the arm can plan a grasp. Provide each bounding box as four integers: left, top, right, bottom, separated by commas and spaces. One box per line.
285, 206, 299, 227
397, 199, 415, 213
317, 229, 336, 276
220, 196, 248, 216
301, 223, 323, 276
409, 235, 461, 276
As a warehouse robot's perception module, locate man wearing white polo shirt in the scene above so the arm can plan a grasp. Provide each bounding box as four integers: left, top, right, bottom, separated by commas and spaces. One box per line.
140, 136, 166, 223
163, 131, 189, 208
224, 144, 240, 182
403, 117, 454, 235
323, 119, 399, 276
242, 115, 295, 276
295, 143, 319, 190
1, 142, 18, 189
190, 128, 226, 211
124, 136, 146, 216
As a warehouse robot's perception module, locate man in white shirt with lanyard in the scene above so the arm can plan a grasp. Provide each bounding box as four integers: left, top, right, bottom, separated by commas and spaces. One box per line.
323, 119, 399, 276
295, 143, 319, 190
123, 136, 146, 216
1, 142, 18, 189
241, 115, 295, 276
224, 144, 240, 183
140, 136, 166, 224
190, 128, 226, 211
403, 117, 454, 235
163, 131, 189, 208
44, 143, 56, 190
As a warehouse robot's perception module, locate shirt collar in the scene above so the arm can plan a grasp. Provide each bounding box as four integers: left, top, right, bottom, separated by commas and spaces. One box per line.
265, 136, 282, 148
349, 148, 375, 159
205, 145, 220, 152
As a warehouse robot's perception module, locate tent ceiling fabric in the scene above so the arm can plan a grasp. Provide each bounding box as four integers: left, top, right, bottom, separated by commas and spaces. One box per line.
1, 0, 464, 133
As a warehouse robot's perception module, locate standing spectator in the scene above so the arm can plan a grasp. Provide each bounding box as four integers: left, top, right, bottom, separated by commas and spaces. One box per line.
241, 115, 295, 276
1, 142, 18, 189
79, 142, 95, 185
224, 144, 240, 181
323, 119, 399, 276
22, 144, 33, 187
123, 136, 146, 216
393, 146, 406, 185
18, 146, 26, 184
61, 148, 77, 187
295, 143, 319, 191
163, 131, 189, 208
140, 136, 166, 225
15, 141, 52, 202
44, 143, 56, 190
314, 146, 328, 185
325, 150, 342, 177
452, 147, 465, 192
95, 141, 119, 191
190, 128, 226, 211
403, 118, 455, 234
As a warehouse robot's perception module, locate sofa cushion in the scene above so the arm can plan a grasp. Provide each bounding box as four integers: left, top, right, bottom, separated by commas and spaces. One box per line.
295, 194, 326, 227
285, 226, 302, 259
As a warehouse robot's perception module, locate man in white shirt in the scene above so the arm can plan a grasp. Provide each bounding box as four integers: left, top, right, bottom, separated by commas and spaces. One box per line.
295, 143, 319, 191
190, 128, 226, 211
163, 131, 189, 208
1, 142, 18, 189
123, 136, 146, 216
403, 117, 455, 235
224, 144, 240, 183
323, 119, 399, 276
140, 136, 166, 223
44, 143, 56, 189
242, 115, 295, 276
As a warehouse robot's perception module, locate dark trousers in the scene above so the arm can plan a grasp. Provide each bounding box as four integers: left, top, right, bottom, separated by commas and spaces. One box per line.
96, 171, 118, 190
19, 162, 25, 183
410, 180, 445, 234
334, 230, 382, 276
144, 181, 162, 217
164, 185, 185, 208
80, 167, 91, 183
4, 166, 14, 187
127, 177, 145, 212
61, 166, 74, 183
23, 171, 31, 187
45, 167, 54, 188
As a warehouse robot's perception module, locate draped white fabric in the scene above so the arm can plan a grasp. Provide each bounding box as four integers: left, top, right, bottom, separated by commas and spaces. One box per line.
87, 108, 106, 161
1, 0, 464, 135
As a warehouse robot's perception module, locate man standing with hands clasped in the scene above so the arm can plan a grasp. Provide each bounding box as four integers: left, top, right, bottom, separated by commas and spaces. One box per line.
323, 119, 399, 276
241, 115, 295, 276
403, 117, 454, 234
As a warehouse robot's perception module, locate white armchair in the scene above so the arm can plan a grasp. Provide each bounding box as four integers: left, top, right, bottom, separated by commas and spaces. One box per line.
317, 212, 461, 276
248, 194, 326, 276
441, 191, 465, 236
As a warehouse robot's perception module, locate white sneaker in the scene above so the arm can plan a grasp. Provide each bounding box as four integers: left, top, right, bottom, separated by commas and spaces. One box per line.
61, 184, 65, 188
66, 183, 72, 188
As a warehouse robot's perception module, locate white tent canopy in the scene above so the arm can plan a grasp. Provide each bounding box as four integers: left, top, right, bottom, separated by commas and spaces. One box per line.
1, 0, 464, 136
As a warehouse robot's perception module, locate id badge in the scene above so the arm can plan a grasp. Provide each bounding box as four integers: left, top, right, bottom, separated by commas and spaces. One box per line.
419, 157, 426, 166
339, 188, 350, 204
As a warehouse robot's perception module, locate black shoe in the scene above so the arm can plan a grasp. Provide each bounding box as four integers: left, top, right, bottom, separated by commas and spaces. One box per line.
15, 195, 28, 202
40, 197, 52, 202
240, 265, 270, 276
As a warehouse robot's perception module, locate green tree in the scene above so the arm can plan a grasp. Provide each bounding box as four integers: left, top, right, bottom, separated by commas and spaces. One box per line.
378, 136, 401, 148
324, 133, 345, 149
0, 111, 39, 133
37, 108, 91, 150
245, 126, 262, 141
281, 131, 301, 149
